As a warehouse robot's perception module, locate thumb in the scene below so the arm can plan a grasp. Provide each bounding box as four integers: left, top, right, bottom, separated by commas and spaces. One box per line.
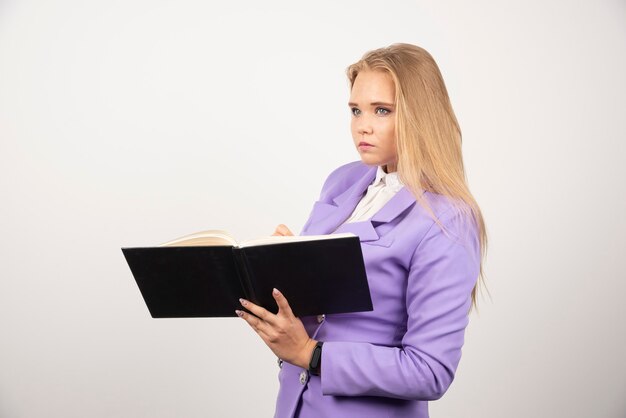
272, 288, 294, 317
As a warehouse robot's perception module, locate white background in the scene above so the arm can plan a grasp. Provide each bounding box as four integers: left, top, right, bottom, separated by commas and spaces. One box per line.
1, 1, 625, 417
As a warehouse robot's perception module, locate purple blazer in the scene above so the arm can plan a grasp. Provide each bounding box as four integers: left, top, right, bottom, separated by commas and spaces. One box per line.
273, 160, 481, 418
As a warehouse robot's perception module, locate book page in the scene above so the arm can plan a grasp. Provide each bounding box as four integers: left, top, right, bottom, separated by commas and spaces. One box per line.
238, 232, 357, 248
158, 229, 238, 247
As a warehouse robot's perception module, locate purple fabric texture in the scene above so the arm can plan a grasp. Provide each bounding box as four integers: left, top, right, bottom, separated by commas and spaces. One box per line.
273, 160, 481, 418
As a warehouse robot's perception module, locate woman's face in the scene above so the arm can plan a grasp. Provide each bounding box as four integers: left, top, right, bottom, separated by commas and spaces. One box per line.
349, 70, 398, 172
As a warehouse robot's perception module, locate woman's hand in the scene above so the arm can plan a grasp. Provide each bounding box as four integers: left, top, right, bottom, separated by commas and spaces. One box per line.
235, 288, 317, 369
272, 224, 294, 236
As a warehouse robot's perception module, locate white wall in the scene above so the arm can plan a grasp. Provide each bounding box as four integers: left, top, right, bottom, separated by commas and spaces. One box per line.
1, 1, 624, 417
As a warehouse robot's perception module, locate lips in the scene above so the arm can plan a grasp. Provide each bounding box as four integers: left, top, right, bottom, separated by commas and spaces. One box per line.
359, 141, 373, 146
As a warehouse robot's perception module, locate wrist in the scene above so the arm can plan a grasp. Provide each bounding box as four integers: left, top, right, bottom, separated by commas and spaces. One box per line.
298, 338, 318, 369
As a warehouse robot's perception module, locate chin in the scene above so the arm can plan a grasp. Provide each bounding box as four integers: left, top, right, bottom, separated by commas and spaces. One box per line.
358, 155, 381, 166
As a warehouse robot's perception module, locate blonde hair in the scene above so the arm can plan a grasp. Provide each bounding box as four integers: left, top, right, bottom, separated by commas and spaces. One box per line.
346, 43, 489, 313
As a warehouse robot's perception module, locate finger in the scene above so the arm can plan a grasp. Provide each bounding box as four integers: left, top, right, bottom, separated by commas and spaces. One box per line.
236, 309, 271, 335
275, 224, 293, 236
272, 288, 294, 317
239, 298, 277, 326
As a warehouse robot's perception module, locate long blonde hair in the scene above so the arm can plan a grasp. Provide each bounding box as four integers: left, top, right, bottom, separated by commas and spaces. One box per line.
346, 43, 489, 313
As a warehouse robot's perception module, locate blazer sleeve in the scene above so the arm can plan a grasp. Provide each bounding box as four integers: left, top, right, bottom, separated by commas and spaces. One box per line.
320, 208, 481, 401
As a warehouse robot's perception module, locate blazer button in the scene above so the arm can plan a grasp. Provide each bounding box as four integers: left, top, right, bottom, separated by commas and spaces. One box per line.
277, 358, 283, 369
299, 370, 308, 385
317, 314, 325, 323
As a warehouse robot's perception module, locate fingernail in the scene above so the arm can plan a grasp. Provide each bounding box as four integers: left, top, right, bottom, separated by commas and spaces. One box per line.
273, 288, 280, 295
235, 310, 244, 317
239, 298, 247, 306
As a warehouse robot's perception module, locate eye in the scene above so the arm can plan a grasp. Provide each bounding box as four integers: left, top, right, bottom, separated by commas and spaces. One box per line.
376, 107, 391, 115
350, 107, 361, 116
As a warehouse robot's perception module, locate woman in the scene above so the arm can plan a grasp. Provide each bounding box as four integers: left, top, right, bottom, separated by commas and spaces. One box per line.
234, 43, 488, 418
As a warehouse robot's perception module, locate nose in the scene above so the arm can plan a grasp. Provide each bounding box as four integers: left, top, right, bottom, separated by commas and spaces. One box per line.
356, 118, 373, 136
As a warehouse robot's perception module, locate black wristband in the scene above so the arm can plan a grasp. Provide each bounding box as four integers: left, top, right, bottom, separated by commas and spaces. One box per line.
308, 341, 324, 376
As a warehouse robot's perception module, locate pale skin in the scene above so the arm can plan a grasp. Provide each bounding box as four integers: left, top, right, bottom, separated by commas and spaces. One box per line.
235, 224, 317, 370
235, 69, 400, 370
349, 69, 399, 173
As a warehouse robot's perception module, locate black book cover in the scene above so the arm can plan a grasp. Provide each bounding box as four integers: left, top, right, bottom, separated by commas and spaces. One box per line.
121, 235, 373, 318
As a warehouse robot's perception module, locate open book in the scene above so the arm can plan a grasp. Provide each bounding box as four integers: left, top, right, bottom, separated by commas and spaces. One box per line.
157, 229, 355, 248
122, 229, 373, 318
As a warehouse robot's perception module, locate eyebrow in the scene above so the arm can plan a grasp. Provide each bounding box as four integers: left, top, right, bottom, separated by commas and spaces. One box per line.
348, 101, 395, 107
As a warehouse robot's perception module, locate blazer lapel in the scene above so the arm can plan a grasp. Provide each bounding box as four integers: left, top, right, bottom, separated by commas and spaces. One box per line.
304, 165, 418, 244
333, 186, 418, 243
304, 165, 375, 237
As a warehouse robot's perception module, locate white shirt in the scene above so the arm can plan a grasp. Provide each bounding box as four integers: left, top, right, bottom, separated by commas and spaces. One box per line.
337, 165, 405, 227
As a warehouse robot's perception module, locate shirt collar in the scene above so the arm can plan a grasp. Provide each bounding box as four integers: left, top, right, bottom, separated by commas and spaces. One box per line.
373, 165, 404, 190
